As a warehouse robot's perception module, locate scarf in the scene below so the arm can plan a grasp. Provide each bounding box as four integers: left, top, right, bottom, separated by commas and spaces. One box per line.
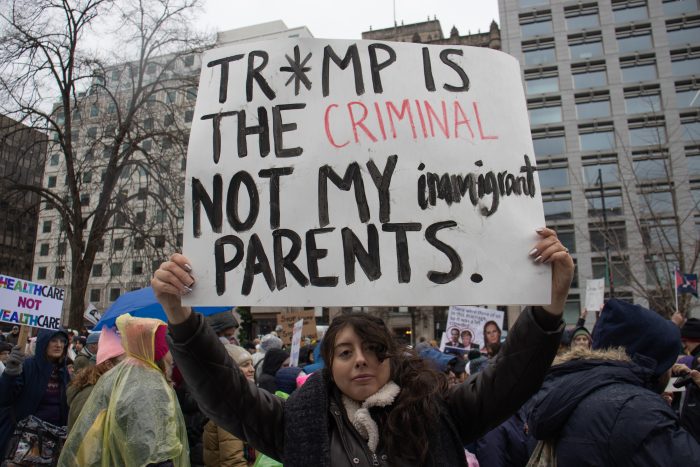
341, 381, 400, 453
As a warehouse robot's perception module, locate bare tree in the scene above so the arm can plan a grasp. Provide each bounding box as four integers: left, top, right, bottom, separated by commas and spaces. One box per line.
0, 0, 207, 328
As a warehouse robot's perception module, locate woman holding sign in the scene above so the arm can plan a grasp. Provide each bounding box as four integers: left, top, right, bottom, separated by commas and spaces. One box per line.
152, 227, 573, 466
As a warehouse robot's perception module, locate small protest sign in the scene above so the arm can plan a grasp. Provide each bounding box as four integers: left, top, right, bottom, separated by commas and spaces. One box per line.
182, 38, 549, 307
442, 305, 504, 353
289, 318, 304, 367
276, 309, 317, 346
0, 274, 65, 331
585, 279, 605, 312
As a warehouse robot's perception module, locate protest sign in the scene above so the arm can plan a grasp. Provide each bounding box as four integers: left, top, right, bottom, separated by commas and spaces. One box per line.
585, 279, 605, 312
276, 309, 317, 346
289, 318, 304, 367
0, 274, 64, 331
182, 38, 549, 307
442, 305, 504, 351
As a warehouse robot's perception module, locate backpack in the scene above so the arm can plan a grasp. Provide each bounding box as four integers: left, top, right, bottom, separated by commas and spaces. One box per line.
3, 415, 67, 466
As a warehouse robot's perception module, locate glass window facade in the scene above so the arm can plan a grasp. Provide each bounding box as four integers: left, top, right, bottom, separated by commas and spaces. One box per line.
676, 88, 700, 108
584, 163, 619, 185
533, 135, 566, 156
522, 20, 553, 38
667, 27, 700, 47
570, 41, 604, 60
621, 63, 657, 82
525, 76, 559, 95
671, 57, 700, 77
544, 199, 573, 220
687, 155, 700, 175
576, 100, 611, 119
580, 130, 616, 151
529, 105, 562, 125
629, 125, 667, 146
613, 3, 648, 23
634, 159, 669, 180
538, 167, 569, 189
625, 93, 662, 114
663, 0, 699, 16
566, 13, 599, 31
587, 194, 624, 216
519, 0, 548, 7
573, 69, 607, 88
617, 34, 653, 53
682, 121, 700, 142
640, 191, 674, 214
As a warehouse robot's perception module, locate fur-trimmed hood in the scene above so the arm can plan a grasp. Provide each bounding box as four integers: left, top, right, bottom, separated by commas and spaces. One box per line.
529, 348, 655, 440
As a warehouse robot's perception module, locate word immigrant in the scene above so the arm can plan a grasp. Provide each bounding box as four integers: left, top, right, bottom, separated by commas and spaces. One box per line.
183, 38, 550, 307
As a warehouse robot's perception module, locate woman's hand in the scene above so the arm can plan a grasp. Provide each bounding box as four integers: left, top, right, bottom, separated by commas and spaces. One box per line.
151, 253, 195, 324
529, 227, 574, 317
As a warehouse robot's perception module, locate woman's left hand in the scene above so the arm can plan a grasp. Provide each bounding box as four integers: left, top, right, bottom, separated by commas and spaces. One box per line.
529, 227, 574, 317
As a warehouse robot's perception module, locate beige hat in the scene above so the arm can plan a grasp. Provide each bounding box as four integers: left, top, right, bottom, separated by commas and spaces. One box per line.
224, 344, 252, 367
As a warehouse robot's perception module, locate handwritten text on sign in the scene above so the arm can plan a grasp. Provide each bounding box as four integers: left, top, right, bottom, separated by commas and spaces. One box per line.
0, 275, 65, 330
183, 39, 550, 307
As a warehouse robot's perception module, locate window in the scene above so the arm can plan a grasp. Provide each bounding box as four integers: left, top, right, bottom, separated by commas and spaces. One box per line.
110, 263, 123, 276
39, 243, 49, 256
144, 118, 153, 130
641, 220, 679, 249
80, 194, 90, 206
134, 237, 145, 250
538, 166, 569, 189
587, 190, 624, 216
90, 288, 101, 302
629, 122, 667, 146
676, 83, 700, 108
565, 6, 599, 31
523, 43, 556, 66
186, 87, 197, 100
533, 133, 566, 157
580, 128, 616, 151
111, 69, 120, 81
136, 211, 146, 225
82, 172, 92, 183
663, 0, 700, 16
55, 266, 65, 280
107, 102, 116, 114
576, 95, 611, 119
612, 1, 648, 24
671, 54, 700, 77
154, 235, 166, 248
184, 54, 195, 67
681, 117, 700, 142
142, 139, 152, 151
543, 196, 572, 220
50, 153, 60, 166
634, 158, 669, 180
109, 288, 121, 302
47, 176, 57, 188
569, 36, 604, 61
525, 74, 559, 95
37, 266, 47, 280
113, 238, 124, 251
584, 160, 619, 185
185, 110, 194, 123
164, 114, 175, 126
557, 225, 577, 253
620, 58, 657, 83
667, 22, 700, 47
92, 263, 103, 277
521, 18, 553, 39
640, 189, 674, 215
137, 187, 148, 200
589, 221, 628, 250
146, 63, 157, 74
572, 65, 607, 89
625, 88, 662, 114
617, 31, 653, 53
161, 137, 172, 149
592, 257, 631, 286
166, 91, 177, 104
57, 243, 67, 255
42, 221, 51, 233
688, 153, 700, 175
528, 100, 562, 125
132, 261, 144, 275
90, 104, 99, 117
155, 209, 166, 223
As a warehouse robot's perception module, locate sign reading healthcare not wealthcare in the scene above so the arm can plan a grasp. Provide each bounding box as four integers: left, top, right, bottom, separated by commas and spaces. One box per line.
183, 38, 549, 307
0, 274, 65, 330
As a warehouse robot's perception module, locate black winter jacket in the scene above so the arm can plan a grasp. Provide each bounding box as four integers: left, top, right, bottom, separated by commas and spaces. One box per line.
529, 349, 700, 466
168, 307, 563, 467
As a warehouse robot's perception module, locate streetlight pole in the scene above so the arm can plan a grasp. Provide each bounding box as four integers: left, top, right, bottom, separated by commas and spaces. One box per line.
598, 168, 615, 297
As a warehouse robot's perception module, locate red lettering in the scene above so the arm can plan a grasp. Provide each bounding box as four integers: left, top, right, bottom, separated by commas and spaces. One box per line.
453, 101, 475, 139
414, 100, 428, 138
373, 102, 387, 140
324, 104, 349, 148
474, 102, 498, 140
348, 101, 378, 143
386, 100, 417, 139
424, 100, 449, 139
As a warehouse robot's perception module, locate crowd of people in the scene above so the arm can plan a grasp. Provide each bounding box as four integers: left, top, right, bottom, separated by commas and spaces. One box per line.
0, 226, 699, 465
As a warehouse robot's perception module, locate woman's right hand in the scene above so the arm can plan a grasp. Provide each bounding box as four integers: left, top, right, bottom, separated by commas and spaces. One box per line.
152, 253, 195, 324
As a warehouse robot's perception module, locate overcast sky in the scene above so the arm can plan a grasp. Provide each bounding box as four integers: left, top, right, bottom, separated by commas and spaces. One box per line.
201, 0, 500, 41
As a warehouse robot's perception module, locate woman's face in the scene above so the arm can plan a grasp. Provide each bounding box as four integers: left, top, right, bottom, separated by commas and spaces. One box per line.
572, 335, 591, 349
239, 360, 255, 381
485, 324, 500, 344
45, 336, 66, 362
331, 325, 391, 402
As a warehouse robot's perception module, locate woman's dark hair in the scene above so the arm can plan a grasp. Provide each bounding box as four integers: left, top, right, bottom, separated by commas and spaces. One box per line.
483, 320, 502, 344
321, 312, 448, 464
487, 342, 502, 358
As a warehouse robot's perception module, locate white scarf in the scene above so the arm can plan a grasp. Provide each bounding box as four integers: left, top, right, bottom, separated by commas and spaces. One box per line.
341, 381, 401, 453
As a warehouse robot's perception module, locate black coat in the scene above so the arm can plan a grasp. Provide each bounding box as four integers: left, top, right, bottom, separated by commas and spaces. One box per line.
529, 350, 700, 466
168, 308, 562, 467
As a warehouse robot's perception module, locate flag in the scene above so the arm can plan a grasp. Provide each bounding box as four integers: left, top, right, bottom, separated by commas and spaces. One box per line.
676, 270, 698, 298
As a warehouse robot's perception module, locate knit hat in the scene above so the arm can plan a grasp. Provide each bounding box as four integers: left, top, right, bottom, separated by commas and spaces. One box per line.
96, 327, 125, 365
420, 347, 458, 373
154, 325, 169, 361
681, 318, 700, 341
260, 334, 283, 353
592, 299, 680, 377
206, 310, 239, 334
224, 344, 252, 367
262, 348, 290, 376
86, 332, 100, 345
275, 366, 303, 395
571, 327, 591, 341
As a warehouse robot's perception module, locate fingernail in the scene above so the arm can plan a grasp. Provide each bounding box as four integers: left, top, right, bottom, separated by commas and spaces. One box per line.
529, 248, 538, 257
184, 263, 193, 272
182, 286, 193, 295
187, 279, 195, 288
534, 255, 543, 263
536, 227, 545, 233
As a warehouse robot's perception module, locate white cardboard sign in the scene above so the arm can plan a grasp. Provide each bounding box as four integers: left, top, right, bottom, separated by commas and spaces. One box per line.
289, 318, 304, 367
585, 278, 605, 312
183, 38, 549, 307
0, 274, 65, 330
442, 305, 504, 351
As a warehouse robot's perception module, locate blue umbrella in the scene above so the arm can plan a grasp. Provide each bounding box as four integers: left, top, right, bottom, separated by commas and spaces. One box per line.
93, 286, 231, 330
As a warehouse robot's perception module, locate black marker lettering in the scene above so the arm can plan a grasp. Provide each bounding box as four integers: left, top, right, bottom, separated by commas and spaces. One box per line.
214, 235, 244, 295
368, 43, 396, 94
382, 223, 421, 283
422, 47, 436, 92
439, 49, 470, 92
273, 229, 309, 290
226, 171, 259, 231
425, 221, 462, 284
341, 224, 381, 285
241, 234, 275, 295
246, 51, 276, 102
366, 154, 397, 223
192, 175, 222, 237
322, 44, 364, 97
272, 103, 305, 157
318, 162, 369, 227
207, 55, 244, 103
259, 167, 294, 229
306, 227, 338, 287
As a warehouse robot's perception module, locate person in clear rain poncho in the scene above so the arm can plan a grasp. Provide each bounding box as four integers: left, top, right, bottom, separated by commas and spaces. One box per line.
58, 314, 189, 467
